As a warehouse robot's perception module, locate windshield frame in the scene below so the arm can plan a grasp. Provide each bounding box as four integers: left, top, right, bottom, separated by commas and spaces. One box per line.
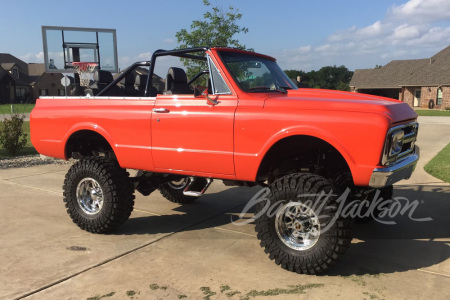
217, 50, 297, 93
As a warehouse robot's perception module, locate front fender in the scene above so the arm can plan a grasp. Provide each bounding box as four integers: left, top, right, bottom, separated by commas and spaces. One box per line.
257, 125, 356, 168
234, 110, 390, 186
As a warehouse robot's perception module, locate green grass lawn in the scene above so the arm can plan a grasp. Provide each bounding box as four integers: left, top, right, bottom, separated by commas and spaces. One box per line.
424, 143, 450, 183
0, 104, 35, 115
415, 110, 450, 116
0, 121, 37, 159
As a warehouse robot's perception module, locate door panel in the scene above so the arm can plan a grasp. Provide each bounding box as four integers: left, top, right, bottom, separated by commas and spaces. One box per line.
151, 94, 237, 175
414, 89, 421, 107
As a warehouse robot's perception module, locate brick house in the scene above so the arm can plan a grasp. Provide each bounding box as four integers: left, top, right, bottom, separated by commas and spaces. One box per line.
0, 65, 16, 102
0, 53, 64, 104
350, 46, 450, 110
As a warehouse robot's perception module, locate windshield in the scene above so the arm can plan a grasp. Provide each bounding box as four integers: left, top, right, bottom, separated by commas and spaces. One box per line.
218, 51, 297, 93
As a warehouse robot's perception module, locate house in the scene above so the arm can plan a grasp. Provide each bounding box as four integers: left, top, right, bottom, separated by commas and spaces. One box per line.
0, 53, 64, 104
350, 46, 450, 110
0, 65, 16, 102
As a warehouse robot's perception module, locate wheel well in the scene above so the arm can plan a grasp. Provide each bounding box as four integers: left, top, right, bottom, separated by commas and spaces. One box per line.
65, 130, 114, 159
256, 135, 352, 183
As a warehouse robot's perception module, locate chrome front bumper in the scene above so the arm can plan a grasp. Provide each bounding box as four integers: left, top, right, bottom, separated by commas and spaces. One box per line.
369, 146, 420, 188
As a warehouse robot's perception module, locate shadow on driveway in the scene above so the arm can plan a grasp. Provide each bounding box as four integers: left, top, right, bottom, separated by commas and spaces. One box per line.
113, 183, 450, 276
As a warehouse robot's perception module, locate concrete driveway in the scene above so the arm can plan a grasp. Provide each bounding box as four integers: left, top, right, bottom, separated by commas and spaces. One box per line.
1, 116, 449, 300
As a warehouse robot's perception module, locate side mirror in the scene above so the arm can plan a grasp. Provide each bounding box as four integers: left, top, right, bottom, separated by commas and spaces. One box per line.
205, 89, 220, 106
195, 85, 220, 105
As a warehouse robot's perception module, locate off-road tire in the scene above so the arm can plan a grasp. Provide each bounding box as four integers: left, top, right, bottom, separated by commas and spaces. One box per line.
63, 157, 135, 233
158, 177, 207, 204
254, 173, 353, 274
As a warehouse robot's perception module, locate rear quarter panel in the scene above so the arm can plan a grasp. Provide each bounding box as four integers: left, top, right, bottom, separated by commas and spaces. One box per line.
31, 97, 155, 170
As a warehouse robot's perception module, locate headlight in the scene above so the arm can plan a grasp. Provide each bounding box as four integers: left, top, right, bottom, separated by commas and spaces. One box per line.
390, 130, 404, 157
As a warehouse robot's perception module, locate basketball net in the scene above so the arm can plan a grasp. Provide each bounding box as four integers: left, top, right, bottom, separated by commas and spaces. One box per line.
72, 62, 97, 87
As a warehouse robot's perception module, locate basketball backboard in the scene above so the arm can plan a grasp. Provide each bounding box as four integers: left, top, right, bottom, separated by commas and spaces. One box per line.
42, 26, 118, 73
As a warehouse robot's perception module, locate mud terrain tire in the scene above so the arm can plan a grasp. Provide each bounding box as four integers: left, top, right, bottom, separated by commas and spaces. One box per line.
254, 173, 353, 274
63, 157, 135, 233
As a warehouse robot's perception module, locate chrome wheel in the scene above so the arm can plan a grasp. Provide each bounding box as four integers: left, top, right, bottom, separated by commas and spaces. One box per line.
167, 178, 189, 190
275, 202, 320, 251
76, 177, 104, 215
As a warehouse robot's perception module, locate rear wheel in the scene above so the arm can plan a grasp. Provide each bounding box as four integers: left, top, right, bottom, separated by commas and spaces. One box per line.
63, 157, 135, 233
254, 173, 353, 274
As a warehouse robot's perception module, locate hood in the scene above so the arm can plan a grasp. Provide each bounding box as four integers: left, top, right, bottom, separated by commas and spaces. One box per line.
264, 89, 417, 123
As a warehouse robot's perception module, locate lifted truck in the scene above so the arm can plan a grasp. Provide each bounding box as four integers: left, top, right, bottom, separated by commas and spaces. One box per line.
31, 47, 419, 274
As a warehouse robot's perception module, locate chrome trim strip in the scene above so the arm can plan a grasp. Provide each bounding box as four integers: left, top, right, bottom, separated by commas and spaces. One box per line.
152, 146, 233, 155
115, 144, 152, 150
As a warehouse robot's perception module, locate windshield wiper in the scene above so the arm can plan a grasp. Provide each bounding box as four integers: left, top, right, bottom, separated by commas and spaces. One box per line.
247, 86, 287, 94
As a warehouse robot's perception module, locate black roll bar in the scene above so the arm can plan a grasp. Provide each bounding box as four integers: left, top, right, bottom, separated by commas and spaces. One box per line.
97, 47, 210, 97
97, 61, 151, 96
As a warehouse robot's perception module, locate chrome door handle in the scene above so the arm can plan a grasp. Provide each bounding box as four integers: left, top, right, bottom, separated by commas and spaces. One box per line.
152, 108, 170, 113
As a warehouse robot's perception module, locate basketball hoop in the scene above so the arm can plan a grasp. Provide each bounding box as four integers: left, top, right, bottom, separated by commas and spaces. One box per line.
72, 62, 97, 87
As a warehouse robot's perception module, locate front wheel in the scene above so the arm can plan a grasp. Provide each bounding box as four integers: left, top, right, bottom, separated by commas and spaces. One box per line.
254, 173, 353, 274
63, 157, 135, 233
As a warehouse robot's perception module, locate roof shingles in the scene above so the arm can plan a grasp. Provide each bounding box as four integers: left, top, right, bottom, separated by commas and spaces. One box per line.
350, 46, 450, 89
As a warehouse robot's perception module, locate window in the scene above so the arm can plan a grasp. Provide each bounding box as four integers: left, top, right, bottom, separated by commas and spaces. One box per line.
16, 88, 27, 101
40, 89, 48, 96
219, 51, 297, 93
207, 56, 231, 95
11, 67, 19, 79
437, 88, 443, 105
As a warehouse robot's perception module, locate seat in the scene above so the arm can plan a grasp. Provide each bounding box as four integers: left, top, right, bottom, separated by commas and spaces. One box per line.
164, 67, 192, 95
120, 73, 139, 96
90, 70, 121, 96
135, 74, 147, 95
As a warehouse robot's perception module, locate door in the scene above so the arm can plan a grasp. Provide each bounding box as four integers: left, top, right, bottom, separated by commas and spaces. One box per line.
151, 94, 237, 175
414, 89, 421, 107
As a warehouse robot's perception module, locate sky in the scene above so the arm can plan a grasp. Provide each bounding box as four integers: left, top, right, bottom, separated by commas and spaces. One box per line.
1, 0, 450, 74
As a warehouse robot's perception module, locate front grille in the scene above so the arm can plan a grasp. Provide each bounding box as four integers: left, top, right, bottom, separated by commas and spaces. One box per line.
382, 122, 418, 165
397, 123, 418, 160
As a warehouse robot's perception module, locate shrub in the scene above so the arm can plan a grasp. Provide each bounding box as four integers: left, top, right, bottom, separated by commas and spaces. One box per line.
0, 114, 28, 155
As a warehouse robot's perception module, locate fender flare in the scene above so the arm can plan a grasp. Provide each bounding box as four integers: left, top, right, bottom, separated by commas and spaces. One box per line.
62, 123, 115, 159
256, 125, 357, 175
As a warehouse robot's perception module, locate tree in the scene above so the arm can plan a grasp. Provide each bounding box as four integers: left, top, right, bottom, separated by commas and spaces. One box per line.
175, 0, 250, 79
284, 69, 307, 81
285, 66, 353, 91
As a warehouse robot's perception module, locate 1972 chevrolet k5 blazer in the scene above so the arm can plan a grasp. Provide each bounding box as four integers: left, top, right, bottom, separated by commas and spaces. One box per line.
31, 47, 419, 274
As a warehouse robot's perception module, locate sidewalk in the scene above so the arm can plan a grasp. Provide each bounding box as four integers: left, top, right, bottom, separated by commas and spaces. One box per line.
0, 113, 30, 121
